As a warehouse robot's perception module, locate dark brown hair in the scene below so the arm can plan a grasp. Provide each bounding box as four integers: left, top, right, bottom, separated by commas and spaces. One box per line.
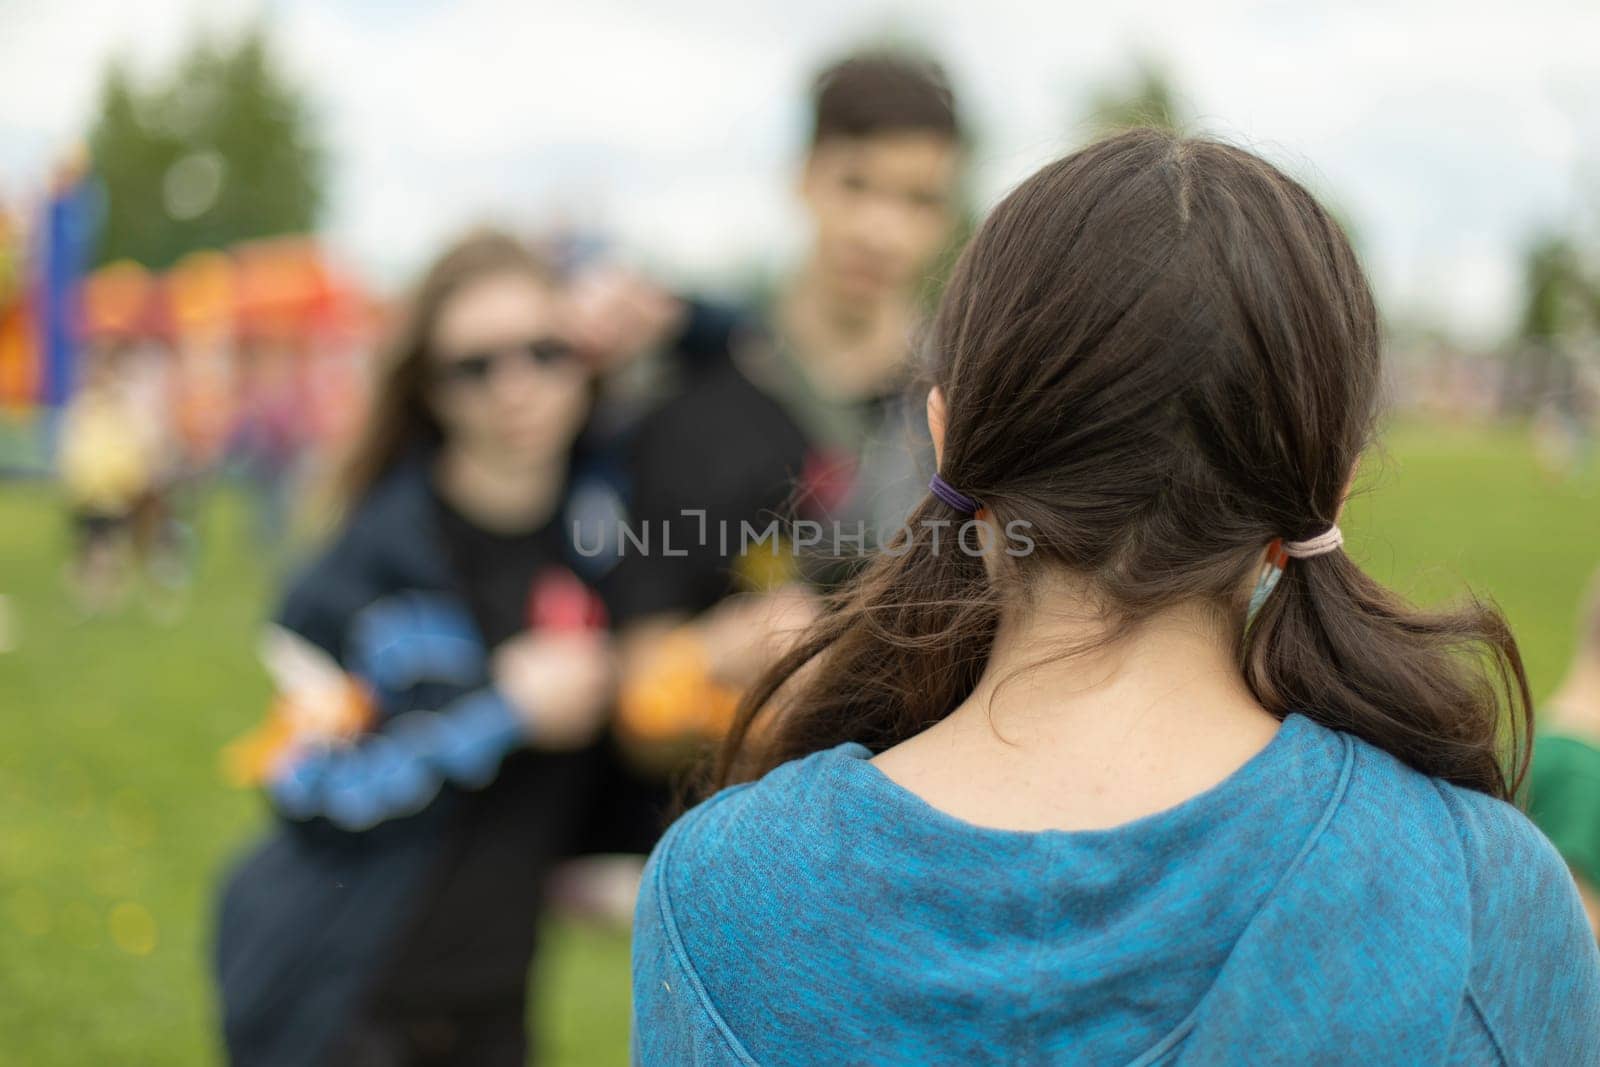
810, 50, 962, 148
714, 129, 1532, 801
339, 229, 554, 503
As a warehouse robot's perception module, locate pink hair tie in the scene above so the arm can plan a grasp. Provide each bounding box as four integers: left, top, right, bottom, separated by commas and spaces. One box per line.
1283, 525, 1343, 559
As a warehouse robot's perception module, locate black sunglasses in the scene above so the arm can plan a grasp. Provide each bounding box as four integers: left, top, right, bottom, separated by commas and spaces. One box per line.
431, 338, 579, 386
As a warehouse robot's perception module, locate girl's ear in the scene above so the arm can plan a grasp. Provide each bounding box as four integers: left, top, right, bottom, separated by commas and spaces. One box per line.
926, 386, 948, 467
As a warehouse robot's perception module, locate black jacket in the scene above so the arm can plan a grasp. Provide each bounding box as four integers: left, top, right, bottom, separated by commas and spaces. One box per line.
213, 458, 615, 1065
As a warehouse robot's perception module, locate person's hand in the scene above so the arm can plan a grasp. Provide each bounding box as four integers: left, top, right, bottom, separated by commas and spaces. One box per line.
492, 632, 614, 749
700, 586, 820, 690
566, 266, 686, 373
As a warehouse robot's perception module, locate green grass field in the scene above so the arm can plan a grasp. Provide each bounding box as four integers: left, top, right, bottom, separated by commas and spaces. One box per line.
0, 487, 631, 1065
0, 419, 1596, 1066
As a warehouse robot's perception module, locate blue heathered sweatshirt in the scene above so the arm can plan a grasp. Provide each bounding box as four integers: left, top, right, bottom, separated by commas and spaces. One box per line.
631, 713, 1600, 1064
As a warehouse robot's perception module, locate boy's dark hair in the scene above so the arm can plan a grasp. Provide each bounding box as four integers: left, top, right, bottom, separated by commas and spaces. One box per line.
713, 129, 1532, 804
810, 50, 962, 147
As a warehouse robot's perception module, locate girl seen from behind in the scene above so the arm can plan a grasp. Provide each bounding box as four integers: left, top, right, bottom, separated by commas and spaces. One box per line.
631, 130, 1600, 1064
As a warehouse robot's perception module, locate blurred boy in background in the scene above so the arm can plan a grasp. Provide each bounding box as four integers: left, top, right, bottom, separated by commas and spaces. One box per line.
751, 49, 966, 543
1528, 569, 1600, 935
623, 47, 965, 588
573, 49, 969, 828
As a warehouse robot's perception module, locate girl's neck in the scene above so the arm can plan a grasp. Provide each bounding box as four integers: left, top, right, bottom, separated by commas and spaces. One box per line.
872, 575, 1281, 833
433, 446, 563, 534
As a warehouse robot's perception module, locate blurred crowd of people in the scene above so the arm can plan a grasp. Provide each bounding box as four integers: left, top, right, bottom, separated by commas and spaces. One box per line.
1393, 336, 1600, 477
1, 170, 378, 614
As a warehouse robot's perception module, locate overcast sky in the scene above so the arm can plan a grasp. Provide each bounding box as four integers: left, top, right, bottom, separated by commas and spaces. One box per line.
3, 0, 1597, 341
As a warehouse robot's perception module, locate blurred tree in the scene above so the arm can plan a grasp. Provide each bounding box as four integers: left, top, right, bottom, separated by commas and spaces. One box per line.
1518, 234, 1582, 341
1086, 59, 1186, 135
87, 24, 325, 268
1505, 233, 1596, 416
89, 62, 178, 269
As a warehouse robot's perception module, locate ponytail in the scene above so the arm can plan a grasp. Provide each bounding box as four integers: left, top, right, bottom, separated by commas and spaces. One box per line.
1244, 551, 1532, 801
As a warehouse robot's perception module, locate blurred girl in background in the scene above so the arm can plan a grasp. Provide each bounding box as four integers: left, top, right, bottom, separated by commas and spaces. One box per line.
632, 131, 1600, 1062
216, 231, 618, 1066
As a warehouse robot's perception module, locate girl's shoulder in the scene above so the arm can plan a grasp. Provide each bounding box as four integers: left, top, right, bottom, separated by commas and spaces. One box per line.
1323, 722, 1577, 919
1422, 767, 1600, 1051
641, 743, 869, 917
1332, 722, 1567, 882
1310, 723, 1599, 1057
654, 743, 864, 850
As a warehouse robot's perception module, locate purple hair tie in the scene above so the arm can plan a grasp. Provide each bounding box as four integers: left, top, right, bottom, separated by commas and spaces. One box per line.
929, 473, 979, 515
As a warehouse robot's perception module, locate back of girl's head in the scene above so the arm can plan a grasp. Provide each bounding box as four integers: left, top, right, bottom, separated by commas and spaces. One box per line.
717, 128, 1530, 800
930, 131, 1375, 604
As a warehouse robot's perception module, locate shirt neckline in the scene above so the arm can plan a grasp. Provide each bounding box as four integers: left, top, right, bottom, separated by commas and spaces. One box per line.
831, 712, 1315, 847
